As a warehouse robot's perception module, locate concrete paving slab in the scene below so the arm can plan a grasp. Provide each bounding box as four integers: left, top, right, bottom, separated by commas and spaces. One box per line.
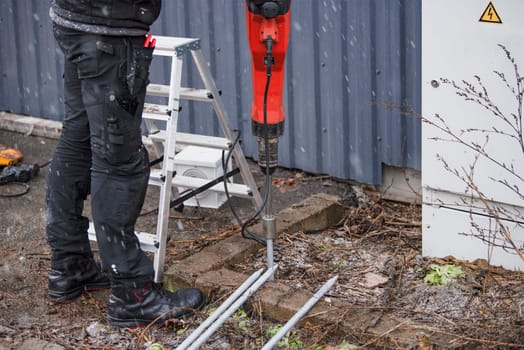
193, 268, 249, 295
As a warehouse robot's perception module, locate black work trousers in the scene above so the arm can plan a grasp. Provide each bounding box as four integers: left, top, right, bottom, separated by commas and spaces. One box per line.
46, 25, 154, 285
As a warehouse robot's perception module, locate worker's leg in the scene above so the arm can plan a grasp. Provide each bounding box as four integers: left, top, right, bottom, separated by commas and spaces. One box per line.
46, 32, 109, 302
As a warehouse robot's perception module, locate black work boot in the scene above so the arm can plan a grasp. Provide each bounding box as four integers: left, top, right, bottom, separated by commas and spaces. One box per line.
48, 257, 110, 303
107, 282, 204, 328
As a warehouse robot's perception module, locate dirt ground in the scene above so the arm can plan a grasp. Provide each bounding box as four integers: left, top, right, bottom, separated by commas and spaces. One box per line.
0, 129, 523, 350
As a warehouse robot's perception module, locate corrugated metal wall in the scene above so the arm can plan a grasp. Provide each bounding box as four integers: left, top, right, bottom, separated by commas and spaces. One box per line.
0, 0, 420, 185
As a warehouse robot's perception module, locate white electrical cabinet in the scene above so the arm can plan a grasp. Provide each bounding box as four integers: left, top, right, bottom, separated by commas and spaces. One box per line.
422, 0, 524, 270
174, 146, 231, 209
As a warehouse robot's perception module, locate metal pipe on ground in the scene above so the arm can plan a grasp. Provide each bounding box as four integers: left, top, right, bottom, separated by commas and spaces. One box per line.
261, 275, 339, 350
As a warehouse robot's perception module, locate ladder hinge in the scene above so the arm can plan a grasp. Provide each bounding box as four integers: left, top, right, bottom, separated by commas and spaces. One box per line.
175, 39, 201, 57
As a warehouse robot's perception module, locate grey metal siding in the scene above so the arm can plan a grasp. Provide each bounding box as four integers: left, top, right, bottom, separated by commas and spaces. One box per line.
0, 0, 421, 185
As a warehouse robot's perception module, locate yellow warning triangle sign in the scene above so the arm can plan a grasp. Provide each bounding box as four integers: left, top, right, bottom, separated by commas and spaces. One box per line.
479, 2, 502, 23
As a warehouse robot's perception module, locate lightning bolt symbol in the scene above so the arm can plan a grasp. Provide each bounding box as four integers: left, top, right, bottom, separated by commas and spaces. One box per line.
488, 7, 493, 20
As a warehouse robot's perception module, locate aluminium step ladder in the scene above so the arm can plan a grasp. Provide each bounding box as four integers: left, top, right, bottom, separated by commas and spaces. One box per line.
89, 36, 263, 282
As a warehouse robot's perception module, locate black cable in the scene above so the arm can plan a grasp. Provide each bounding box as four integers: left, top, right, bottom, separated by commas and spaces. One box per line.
139, 188, 192, 217
221, 131, 267, 245
39, 160, 51, 168
149, 156, 164, 167
241, 47, 274, 243
0, 182, 30, 197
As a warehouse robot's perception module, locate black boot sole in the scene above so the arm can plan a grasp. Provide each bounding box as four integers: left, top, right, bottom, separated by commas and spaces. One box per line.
107, 308, 195, 328
108, 298, 205, 328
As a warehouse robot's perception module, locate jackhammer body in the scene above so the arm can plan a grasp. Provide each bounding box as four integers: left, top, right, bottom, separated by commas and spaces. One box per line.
246, 0, 291, 171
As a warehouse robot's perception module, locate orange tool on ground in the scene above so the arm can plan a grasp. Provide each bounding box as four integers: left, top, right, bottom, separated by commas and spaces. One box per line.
0, 144, 23, 166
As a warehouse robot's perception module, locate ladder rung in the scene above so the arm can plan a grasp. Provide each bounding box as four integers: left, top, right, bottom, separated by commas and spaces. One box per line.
147, 131, 230, 150
143, 112, 169, 122
181, 88, 215, 101
146, 84, 170, 97
147, 84, 214, 102
143, 103, 170, 121
149, 170, 252, 198
87, 222, 158, 253
144, 103, 169, 114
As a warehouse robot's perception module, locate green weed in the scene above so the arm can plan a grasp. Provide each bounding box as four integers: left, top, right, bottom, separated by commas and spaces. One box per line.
424, 264, 464, 285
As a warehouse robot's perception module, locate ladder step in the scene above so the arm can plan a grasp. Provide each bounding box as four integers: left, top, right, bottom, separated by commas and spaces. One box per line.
143, 103, 170, 121
152, 36, 200, 57
148, 84, 214, 102
87, 222, 158, 253
149, 169, 253, 198
147, 131, 230, 150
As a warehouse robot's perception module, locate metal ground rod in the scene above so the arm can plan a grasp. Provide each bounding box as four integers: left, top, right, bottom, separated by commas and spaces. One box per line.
263, 174, 276, 280
266, 238, 275, 280
261, 275, 339, 350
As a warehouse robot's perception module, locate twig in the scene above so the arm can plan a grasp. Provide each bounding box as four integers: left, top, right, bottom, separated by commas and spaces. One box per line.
463, 169, 524, 261
356, 322, 406, 349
